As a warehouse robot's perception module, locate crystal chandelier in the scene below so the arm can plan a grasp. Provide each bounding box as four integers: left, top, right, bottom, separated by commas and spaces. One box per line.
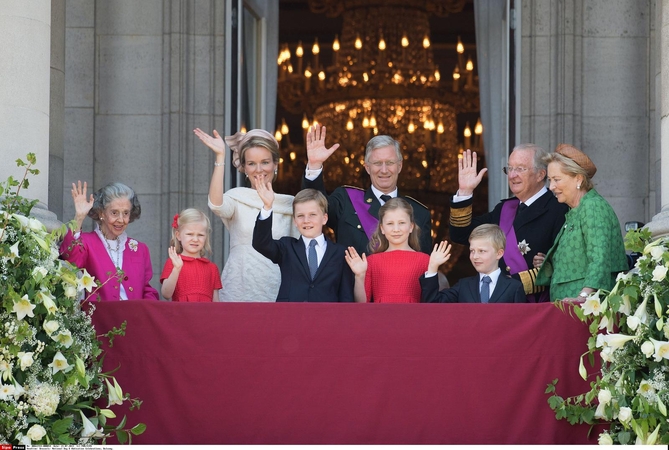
276, 0, 481, 270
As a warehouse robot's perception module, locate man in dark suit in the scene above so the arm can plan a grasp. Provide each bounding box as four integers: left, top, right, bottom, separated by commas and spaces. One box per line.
449, 145, 568, 302
252, 186, 353, 303
421, 224, 526, 304
302, 125, 432, 255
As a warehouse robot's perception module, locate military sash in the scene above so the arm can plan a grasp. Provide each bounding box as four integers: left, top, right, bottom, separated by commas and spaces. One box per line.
499, 199, 546, 303
345, 188, 377, 240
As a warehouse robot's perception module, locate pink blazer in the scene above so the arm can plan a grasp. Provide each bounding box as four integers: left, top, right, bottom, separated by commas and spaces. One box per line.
60, 229, 159, 301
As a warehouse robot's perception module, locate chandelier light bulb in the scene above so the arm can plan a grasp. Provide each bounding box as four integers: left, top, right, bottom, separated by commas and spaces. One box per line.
287, 64, 293, 73
408, 122, 416, 134
437, 121, 445, 134
370, 116, 377, 127
296, 41, 304, 57
379, 37, 386, 51
240, 125, 247, 134
346, 119, 354, 131
401, 34, 409, 48
302, 114, 309, 129
457, 36, 464, 54
290, 151, 297, 161
434, 67, 441, 81
475, 118, 483, 135
362, 117, 370, 128
275, 129, 282, 141
281, 119, 289, 135
304, 66, 312, 78
355, 35, 363, 50
452, 66, 460, 80
312, 38, 320, 55
318, 71, 326, 81
422, 36, 430, 49
466, 57, 474, 72
333, 35, 340, 52
464, 122, 472, 137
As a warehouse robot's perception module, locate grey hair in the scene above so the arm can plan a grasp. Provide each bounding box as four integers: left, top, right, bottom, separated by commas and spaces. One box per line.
512, 143, 548, 178
89, 182, 141, 223
364, 135, 402, 163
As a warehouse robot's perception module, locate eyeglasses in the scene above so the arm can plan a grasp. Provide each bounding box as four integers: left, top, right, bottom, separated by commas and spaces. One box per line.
502, 166, 531, 175
106, 210, 131, 220
369, 160, 399, 168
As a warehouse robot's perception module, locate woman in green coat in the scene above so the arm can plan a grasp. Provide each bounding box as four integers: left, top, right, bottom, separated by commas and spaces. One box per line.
535, 144, 628, 301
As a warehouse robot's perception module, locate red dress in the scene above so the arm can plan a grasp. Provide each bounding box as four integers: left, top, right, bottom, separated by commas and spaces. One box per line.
364, 250, 430, 303
160, 256, 222, 302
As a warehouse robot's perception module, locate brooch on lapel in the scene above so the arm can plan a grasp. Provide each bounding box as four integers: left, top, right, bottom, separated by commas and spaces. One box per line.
518, 239, 531, 255
128, 239, 138, 252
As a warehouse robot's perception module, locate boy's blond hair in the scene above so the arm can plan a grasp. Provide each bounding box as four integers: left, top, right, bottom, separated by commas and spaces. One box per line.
469, 224, 506, 252
293, 189, 328, 216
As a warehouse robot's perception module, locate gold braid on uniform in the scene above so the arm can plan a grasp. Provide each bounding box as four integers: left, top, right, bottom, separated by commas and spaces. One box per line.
518, 268, 545, 295
449, 204, 472, 227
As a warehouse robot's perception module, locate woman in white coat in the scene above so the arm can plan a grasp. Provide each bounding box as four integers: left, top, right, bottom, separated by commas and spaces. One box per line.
193, 127, 299, 302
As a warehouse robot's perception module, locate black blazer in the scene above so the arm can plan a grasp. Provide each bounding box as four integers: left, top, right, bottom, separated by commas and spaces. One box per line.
252, 212, 354, 302
302, 173, 432, 255
420, 273, 526, 303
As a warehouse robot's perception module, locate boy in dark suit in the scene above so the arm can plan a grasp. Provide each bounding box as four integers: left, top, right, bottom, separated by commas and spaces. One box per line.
253, 186, 354, 302
421, 224, 526, 303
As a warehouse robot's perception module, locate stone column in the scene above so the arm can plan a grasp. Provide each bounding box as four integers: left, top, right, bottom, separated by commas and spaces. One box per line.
647, 0, 669, 237
0, 1, 51, 206
521, 0, 651, 230
49, 0, 66, 221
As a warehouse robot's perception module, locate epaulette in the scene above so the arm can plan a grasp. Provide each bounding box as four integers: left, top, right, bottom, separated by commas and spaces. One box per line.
405, 196, 428, 210
342, 185, 364, 191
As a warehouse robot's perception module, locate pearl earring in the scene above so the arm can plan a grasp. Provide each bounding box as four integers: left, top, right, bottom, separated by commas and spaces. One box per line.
577, 184, 581, 190
274, 169, 278, 175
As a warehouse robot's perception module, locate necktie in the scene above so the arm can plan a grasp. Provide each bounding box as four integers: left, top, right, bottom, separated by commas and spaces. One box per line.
480, 276, 492, 303
380, 194, 392, 203
308, 240, 318, 279
517, 202, 527, 215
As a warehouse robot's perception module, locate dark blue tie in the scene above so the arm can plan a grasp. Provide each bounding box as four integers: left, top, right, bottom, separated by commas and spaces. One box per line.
308, 240, 318, 279
480, 276, 491, 303
380, 194, 392, 203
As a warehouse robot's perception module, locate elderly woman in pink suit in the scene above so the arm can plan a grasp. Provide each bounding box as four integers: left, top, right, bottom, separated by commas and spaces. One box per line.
60, 181, 159, 301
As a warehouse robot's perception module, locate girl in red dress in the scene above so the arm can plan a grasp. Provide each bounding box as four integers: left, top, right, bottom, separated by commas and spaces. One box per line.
345, 198, 451, 303
160, 208, 222, 302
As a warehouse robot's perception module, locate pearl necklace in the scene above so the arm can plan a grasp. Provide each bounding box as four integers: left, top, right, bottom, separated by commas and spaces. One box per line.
104, 234, 122, 268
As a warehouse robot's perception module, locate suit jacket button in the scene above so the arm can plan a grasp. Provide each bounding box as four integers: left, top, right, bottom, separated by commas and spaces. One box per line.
505, 266, 511, 273
357, 225, 361, 229
129, 287, 134, 292
124, 276, 129, 281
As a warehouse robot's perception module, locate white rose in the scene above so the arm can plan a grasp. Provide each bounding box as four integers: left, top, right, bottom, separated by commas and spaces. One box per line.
650, 245, 666, 261
641, 340, 655, 358
28, 217, 44, 232
63, 284, 78, 299
16, 352, 34, 371
618, 406, 633, 424
598, 433, 613, 445
43, 320, 59, 335
32, 266, 48, 280
598, 389, 612, 405
652, 264, 668, 282
26, 424, 47, 441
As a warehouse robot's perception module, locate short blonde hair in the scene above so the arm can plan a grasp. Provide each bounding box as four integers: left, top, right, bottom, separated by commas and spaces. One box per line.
293, 189, 328, 215
170, 208, 212, 257
543, 152, 594, 191
469, 224, 506, 252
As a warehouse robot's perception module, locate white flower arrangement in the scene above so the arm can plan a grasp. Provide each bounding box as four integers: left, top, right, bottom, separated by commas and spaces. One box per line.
546, 228, 669, 445
0, 154, 145, 445
128, 239, 138, 252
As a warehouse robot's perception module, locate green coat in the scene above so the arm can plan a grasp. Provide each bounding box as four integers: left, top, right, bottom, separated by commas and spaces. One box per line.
536, 189, 628, 301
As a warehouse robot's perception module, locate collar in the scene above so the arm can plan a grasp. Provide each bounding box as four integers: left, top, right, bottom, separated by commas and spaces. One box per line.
479, 268, 502, 283
371, 185, 398, 201
303, 234, 326, 249
520, 186, 548, 207
179, 255, 210, 263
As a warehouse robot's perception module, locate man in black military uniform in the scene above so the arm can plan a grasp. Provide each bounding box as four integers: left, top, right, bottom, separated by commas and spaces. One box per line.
449, 144, 568, 302
302, 125, 432, 255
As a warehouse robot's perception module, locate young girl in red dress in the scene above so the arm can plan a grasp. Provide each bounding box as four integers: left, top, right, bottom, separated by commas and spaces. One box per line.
345, 198, 451, 303
160, 208, 222, 302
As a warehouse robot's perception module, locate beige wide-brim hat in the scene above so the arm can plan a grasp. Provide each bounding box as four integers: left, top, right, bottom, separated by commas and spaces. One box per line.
555, 143, 597, 178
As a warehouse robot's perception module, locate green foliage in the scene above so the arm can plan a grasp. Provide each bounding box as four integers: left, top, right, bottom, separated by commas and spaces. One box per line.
547, 228, 669, 444
0, 155, 145, 445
